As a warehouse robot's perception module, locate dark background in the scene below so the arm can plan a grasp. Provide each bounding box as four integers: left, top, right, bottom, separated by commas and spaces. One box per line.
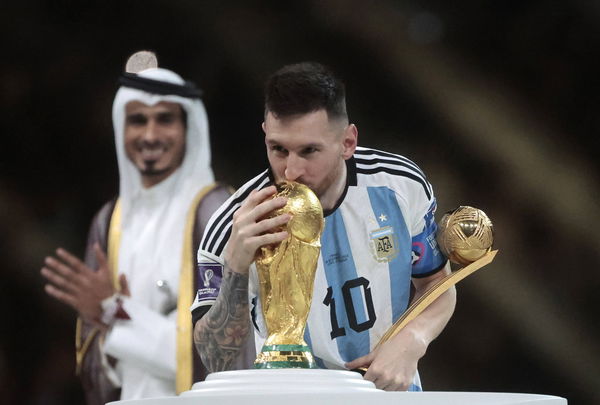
1, 1, 599, 404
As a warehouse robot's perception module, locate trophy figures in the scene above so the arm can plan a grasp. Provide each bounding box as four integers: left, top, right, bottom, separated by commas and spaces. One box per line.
254, 182, 325, 369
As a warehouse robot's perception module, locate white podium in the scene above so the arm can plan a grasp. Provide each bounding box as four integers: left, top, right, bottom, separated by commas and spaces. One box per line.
109, 369, 567, 405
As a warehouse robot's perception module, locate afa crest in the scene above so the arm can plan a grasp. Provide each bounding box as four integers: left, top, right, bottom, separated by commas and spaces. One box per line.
369, 226, 398, 262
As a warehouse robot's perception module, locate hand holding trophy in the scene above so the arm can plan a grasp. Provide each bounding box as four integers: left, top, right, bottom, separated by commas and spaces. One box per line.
359, 206, 497, 371
254, 181, 324, 369
252, 193, 496, 371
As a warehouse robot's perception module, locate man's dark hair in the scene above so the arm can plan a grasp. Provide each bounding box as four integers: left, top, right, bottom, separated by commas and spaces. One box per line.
264, 62, 347, 121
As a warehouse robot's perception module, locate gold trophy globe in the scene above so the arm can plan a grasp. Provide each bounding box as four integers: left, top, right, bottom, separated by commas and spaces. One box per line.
254, 181, 324, 369
437, 206, 494, 266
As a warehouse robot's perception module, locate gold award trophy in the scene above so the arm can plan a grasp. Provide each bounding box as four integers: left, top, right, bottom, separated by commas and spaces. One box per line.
361, 205, 497, 362
254, 181, 324, 369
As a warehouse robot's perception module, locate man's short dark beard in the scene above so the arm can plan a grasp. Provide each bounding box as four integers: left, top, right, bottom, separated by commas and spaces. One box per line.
140, 162, 171, 177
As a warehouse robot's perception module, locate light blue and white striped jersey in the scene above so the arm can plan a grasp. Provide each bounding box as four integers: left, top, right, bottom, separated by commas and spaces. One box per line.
192, 147, 447, 391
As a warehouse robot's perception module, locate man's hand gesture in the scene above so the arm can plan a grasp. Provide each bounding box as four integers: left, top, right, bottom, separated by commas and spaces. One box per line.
41, 243, 125, 327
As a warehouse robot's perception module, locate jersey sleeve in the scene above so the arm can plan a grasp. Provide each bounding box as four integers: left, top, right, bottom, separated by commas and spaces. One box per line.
411, 197, 447, 277
190, 170, 272, 325
191, 251, 225, 325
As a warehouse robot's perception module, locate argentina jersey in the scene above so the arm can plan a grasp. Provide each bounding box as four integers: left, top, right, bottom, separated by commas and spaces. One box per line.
192, 146, 446, 391
190, 170, 271, 322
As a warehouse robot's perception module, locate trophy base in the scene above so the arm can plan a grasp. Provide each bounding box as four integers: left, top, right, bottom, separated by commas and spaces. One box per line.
107, 370, 567, 405
254, 344, 318, 369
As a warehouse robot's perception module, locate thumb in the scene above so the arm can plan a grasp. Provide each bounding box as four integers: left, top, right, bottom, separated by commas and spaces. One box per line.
345, 352, 374, 370
119, 274, 131, 296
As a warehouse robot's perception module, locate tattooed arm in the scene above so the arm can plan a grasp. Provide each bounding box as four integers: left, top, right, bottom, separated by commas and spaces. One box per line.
193, 186, 290, 372
193, 267, 251, 371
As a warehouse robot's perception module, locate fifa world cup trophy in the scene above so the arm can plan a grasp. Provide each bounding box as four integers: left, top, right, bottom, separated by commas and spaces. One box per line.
254, 181, 324, 369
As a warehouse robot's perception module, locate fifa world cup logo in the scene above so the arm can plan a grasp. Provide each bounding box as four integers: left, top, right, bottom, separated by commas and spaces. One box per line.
203, 269, 214, 288
254, 182, 324, 369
